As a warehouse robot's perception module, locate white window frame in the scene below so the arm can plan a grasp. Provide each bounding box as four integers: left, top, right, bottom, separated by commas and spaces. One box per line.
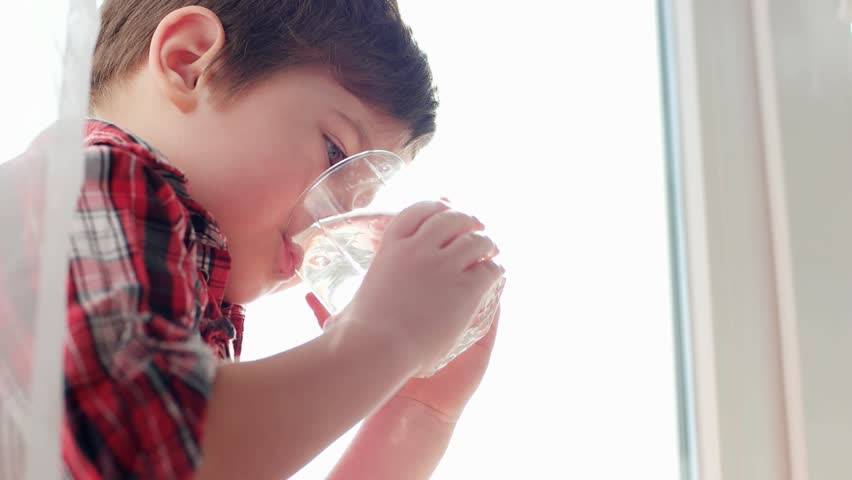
661, 0, 852, 479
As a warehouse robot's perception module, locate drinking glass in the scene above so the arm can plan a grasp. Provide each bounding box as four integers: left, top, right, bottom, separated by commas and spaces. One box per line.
285, 150, 505, 377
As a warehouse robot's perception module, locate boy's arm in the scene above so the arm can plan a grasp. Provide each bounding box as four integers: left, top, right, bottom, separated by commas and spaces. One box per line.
65, 145, 420, 480
303, 293, 460, 480
65, 146, 228, 479
326, 395, 455, 480
195, 320, 420, 480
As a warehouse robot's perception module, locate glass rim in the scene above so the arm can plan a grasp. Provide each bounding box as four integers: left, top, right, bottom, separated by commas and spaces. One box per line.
284, 149, 404, 233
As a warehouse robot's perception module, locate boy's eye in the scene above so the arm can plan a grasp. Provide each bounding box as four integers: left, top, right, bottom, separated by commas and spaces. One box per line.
325, 137, 346, 167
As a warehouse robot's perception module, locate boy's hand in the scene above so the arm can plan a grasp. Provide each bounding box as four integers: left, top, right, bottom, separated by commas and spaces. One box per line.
393, 305, 499, 423
334, 201, 503, 376
307, 294, 499, 423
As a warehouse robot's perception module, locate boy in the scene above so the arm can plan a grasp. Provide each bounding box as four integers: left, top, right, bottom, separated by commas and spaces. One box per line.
64, 1, 503, 479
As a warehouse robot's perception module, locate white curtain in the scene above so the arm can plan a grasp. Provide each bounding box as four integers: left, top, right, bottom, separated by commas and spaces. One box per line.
0, 1, 99, 479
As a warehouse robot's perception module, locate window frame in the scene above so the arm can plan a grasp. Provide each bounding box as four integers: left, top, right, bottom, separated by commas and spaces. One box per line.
661, 0, 852, 478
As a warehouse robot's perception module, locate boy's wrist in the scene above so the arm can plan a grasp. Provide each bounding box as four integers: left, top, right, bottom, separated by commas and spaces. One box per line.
388, 391, 459, 425
328, 393, 455, 480
377, 394, 458, 438
326, 312, 424, 378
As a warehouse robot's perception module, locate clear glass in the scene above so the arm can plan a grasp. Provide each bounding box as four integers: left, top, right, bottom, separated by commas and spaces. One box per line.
285, 150, 505, 377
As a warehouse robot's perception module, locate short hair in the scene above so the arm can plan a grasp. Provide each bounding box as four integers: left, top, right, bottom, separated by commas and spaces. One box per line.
91, 0, 438, 148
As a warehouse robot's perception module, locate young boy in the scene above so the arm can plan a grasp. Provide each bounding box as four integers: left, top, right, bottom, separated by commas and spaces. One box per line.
63, 1, 503, 479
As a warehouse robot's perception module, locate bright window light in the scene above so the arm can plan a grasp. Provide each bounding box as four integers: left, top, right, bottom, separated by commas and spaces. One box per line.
0, 2, 681, 478
243, 2, 681, 478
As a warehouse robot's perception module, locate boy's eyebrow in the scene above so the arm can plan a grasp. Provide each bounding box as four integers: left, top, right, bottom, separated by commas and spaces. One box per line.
334, 109, 370, 152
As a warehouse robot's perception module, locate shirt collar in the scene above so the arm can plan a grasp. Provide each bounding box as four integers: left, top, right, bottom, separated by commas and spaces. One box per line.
84, 118, 229, 252
85, 118, 246, 360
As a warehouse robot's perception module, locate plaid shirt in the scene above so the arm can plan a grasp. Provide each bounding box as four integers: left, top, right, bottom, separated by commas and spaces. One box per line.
62, 119, 246, 479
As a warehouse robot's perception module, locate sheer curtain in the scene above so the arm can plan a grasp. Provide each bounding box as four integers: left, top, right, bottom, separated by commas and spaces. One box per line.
0, 1, 98, 479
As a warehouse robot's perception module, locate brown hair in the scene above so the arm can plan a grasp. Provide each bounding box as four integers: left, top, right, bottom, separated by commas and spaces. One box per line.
91, 0, 438, 148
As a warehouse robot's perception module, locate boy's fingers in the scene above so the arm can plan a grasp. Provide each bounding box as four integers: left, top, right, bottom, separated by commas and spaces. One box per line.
466, 260, 505, 299
386, 200, 451, 239
450, 232, 498, 270
306, 293, 331, 328
417, 210, 484, 247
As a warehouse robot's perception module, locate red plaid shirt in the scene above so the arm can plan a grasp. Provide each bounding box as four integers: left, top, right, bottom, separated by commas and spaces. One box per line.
62, 119, 246, 479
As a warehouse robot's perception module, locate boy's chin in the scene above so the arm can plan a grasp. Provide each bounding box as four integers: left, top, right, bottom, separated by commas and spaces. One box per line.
222, 278, 270, 305
269, 274, 302, 295
225, 275, 301, 305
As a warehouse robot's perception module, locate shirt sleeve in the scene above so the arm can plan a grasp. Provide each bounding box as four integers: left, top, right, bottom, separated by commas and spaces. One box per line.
64, 144, 216, 479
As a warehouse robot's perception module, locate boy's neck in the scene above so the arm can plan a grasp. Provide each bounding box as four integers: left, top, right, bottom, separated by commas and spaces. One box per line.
93, 75, 159, 143
91, 74, 193, 176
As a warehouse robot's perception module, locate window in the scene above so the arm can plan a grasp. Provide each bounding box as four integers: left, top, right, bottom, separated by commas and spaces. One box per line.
243, 2, 681, 478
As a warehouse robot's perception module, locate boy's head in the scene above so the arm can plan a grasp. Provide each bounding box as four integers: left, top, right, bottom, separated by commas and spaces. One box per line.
91, 0, 438, 303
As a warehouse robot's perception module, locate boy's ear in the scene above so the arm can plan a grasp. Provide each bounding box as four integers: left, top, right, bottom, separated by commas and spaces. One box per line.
148, 6, 225, 112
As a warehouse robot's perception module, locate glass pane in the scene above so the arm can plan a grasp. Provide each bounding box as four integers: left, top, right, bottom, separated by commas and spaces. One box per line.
243, 2, 682, 478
